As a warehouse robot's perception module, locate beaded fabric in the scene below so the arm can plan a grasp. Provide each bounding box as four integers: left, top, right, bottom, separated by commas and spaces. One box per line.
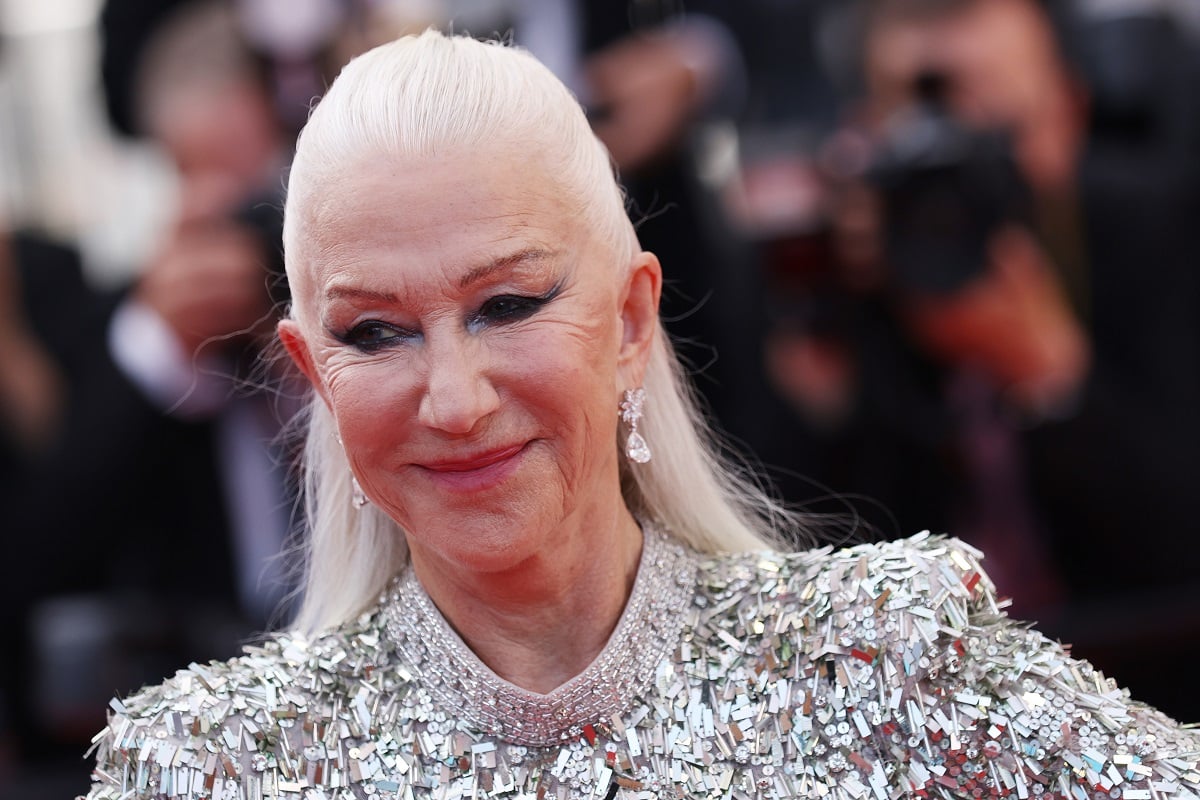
385, 526, 697, 747
80, 531, 1200, 800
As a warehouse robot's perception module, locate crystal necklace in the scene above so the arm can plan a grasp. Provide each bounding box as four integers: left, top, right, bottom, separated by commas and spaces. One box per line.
382, 524, 699, 746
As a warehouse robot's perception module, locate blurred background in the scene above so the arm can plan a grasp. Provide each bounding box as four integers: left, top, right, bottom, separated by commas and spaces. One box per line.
1, 0, 1197, 796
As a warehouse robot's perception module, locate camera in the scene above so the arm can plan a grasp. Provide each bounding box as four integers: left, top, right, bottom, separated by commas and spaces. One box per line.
868, 71, 1028, 295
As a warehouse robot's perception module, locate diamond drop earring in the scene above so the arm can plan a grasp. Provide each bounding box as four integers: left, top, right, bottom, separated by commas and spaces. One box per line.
351, 475, 368, 509
619, 388, 652, 464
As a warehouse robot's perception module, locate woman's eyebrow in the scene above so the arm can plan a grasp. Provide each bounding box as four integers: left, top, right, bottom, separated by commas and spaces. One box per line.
324, 286, 399, 304
322, 249, 558, 303
457, 248, 555, 290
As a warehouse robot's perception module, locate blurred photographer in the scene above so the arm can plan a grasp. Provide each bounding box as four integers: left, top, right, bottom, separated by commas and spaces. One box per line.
857, 0, 1091, 417
758, 0, 1088, 553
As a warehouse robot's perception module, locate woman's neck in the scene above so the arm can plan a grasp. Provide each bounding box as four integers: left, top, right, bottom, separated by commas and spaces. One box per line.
407, 508, 645, 694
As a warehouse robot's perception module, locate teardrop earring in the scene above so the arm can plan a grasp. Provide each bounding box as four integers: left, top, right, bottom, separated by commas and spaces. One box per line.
619, 388, 652, 464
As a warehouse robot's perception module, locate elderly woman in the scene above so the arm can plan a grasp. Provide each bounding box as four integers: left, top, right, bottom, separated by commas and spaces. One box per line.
81, 31, 1198, 800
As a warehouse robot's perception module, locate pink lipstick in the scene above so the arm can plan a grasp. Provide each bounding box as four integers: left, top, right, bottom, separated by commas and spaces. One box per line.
417, 442, 528, 491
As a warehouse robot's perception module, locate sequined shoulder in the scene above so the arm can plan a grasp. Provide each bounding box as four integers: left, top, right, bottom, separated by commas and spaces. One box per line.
79, 608, 397, 799
695, 530, 996, 617
682, 532, 1199, 800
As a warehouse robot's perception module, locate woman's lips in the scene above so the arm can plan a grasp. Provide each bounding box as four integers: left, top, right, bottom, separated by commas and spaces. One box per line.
422, 443, 526, 472
416, 442, 528, 491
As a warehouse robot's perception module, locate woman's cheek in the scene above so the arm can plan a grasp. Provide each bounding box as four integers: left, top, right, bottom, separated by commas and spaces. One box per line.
320, 344, 405, 389
322, 359, 414, 431
511, 316, 613, 373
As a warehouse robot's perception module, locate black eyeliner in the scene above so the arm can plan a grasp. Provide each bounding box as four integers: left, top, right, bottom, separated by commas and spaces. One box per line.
331, 320, 418, 352
468, 279, 565, 329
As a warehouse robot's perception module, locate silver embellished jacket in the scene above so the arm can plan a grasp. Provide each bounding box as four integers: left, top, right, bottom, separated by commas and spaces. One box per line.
81, 531, 1200, 799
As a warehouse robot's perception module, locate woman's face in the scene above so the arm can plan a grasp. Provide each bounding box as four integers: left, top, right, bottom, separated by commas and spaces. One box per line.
280, 147, 659, 575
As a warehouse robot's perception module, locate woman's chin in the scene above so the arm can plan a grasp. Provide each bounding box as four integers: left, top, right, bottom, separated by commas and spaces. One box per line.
400, 509, 556, 576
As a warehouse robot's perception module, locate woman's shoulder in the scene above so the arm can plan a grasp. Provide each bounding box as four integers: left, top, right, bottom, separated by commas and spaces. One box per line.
688, 534, 1200, 800
103, 623, 364, 715
80, 608, 397, 798
691, 530, 1009, 667
700, 530, 993, 608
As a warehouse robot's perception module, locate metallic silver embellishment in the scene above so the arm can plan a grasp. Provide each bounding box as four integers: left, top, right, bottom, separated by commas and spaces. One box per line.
80, 532, 1200, 800
383, 525, 697, 746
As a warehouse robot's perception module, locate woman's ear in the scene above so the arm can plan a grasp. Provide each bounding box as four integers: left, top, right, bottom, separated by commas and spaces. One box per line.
617, 250, 663, 386
278, 319, 327, 404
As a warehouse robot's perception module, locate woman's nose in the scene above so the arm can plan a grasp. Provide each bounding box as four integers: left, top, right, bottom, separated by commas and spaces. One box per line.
416, 334, 500, 434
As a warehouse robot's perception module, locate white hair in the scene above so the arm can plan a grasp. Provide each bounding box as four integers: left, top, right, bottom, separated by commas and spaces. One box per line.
283, 30, 801, 635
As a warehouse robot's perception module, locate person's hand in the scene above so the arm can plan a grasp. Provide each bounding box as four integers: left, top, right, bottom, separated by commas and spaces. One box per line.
135, 177, 274, 359
136, 221, 272, 358
585, 33, 703, 173
900, 226, 1090, 415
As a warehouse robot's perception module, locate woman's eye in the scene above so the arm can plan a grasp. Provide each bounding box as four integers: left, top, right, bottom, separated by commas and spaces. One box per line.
477, 295, 538, 321
471, 286, 561, 329
341, 321, 411, 351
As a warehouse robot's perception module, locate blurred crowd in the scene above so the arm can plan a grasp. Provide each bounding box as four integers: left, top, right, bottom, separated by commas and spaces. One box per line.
0, 0, 1197, 796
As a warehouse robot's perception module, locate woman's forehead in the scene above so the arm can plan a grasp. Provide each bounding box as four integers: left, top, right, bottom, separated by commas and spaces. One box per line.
288, 150, 602, 303
310, 146, 572, 233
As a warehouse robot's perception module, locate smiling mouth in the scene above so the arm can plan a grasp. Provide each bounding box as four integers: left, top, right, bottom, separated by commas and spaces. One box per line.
420, 443, 528, 473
